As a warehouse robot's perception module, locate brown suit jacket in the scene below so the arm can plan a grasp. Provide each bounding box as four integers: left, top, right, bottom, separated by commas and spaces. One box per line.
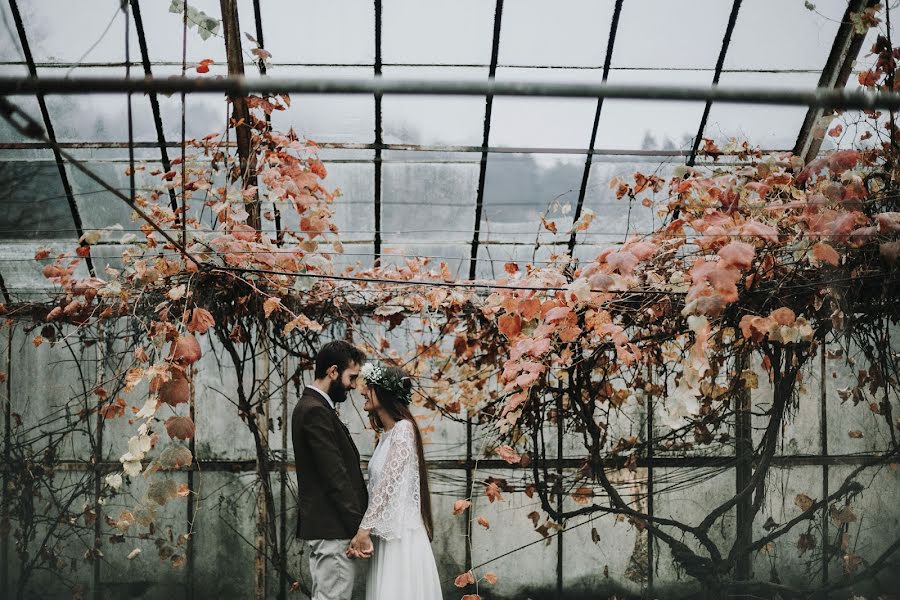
291, 387, 368, 540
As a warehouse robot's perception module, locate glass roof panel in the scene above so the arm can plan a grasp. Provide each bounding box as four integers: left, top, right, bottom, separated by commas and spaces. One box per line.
491, 68, 601, 149
381, 159, 479, 244
480, 153, 584, 243
63, 154, 165, 232
0, 158, 76, 241
382, 0, 494, 65
724, 0, 845, 71
611, 0, 734, 70
18, 0, 140, 63
265, 66, 374, 144
245, 0, 373, 66
133, 0, 227, 64
382, 67, 487, 146
498, 0, 616, 67
0, 2, 25, 62
702, 72, 819, 149
39, 67, 159, 142
594, 69, 710, 151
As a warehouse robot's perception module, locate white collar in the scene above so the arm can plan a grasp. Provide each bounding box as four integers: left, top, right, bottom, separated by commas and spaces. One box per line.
307, 384, 335, 410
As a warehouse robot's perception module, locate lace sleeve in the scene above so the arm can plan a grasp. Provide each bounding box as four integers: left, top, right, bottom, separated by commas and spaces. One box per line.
360, 419, 421, 540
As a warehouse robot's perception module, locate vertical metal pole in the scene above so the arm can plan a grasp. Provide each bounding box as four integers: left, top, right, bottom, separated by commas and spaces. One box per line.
555, 392, 563, 600
734, 353, 752, 582
186, 362, 196, 600
278, 354, 288, 600
820, 349, 829, 593
646, 365, 655, 596
464, 416, 473, 572
92, 327, 105, 600
2, 325, 11, 596
254, 340, 271, 600
373, 0, 383, 265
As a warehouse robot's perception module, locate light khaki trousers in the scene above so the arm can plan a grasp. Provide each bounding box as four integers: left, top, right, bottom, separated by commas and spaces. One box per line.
307, 538, 357, 600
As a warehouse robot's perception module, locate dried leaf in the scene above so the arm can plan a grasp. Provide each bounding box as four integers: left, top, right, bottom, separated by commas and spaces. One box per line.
452, 499, 471, 516
454, 570, 475, 588
477, 516, 490, 529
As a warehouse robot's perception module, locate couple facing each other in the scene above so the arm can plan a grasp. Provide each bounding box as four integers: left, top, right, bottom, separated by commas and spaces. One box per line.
291, 340, 443, 600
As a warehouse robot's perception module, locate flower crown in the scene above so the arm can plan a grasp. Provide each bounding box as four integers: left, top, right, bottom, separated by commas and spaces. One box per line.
360, 362, 413, 405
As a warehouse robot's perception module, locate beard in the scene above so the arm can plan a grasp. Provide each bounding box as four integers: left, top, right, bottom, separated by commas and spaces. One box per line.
328, 379, 349, 404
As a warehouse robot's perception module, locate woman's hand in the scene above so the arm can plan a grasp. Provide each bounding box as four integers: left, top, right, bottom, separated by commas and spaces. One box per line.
346, 528, 373, 559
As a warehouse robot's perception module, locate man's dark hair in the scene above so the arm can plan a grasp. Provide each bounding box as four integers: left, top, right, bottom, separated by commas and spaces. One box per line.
314, 340, 365, 379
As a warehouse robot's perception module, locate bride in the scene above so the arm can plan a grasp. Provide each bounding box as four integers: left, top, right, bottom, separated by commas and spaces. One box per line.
346, 363, 442, 599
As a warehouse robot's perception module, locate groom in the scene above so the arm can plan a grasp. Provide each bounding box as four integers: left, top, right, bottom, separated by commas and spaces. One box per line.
292, 340, 372, 600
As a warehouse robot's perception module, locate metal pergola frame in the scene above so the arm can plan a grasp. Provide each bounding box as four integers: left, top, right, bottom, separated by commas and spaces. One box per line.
0, 1, 895, 599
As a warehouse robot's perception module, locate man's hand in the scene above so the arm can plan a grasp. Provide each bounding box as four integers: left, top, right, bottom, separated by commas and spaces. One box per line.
346, 528, 374, 559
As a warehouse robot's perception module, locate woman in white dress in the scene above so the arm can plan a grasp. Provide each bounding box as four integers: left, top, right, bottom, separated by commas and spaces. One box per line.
346, 364, 443, 600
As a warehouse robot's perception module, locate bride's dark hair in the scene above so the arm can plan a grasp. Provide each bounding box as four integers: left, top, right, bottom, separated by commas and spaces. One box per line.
368, 366, 434, 541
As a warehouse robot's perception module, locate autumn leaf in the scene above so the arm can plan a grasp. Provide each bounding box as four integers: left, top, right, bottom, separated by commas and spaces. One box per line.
452, 499, 471, 516
263, 297, 282, 318
848, 430, 864, 439
811, 242, 840, 267
164, 415, 195, 440
497, 313, 522, 339
828, 123, 843, 137
591, 527, 601, 544
185, 308, 215, 334
461, 596, 482, 600
794, 493, 815, 512
283, 313, 323, 334
477, 516, 490, 529
484, 482, 503, 503
504, 262, 519, 275
166, 284, 187, 301
482, 572, 498, 585
454, 570, 475, 588
527, 511, 541, 528
495, 445, 521, 464
797, 532, 816, 556
32, 335, 44, 348
571, 486, 594, 505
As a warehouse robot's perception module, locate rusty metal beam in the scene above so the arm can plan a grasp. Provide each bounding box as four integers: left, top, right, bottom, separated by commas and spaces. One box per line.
793, 0, 879, 163
219, 0, 260, 230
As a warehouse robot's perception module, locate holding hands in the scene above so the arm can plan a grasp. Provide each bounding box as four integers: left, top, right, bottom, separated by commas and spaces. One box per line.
346, 528, 373, 559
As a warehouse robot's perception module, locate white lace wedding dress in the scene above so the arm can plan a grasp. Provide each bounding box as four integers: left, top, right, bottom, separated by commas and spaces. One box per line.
360, 418, 442, 599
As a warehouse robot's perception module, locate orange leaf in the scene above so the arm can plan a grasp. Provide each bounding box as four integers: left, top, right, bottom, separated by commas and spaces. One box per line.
454, 570, 475, 588
504, 262, 519, 275
495, 445, 521, 464
811, 242, 840, 267
263, 297, 282, 318
452, 499, 471, 516
485, 482, 503, 503
482, 572, 498, 585
571, 486, 594, 505
461, 596, 482, 600
477, 516, 490, 529
165, 416, 196, 440
497, 313, 522, 339
185, 308, 215, 334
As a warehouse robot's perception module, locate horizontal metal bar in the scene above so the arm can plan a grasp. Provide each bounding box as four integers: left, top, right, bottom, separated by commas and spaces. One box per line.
0, 140, 791, 157
0, 60, 846, 74
1, 76, 897, 109
0, 454, 886, 473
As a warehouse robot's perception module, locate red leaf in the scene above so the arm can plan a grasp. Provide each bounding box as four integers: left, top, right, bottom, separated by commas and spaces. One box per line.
497, 313, 522, 339
495, 445, 521, 464
164, 416, 195, 440
811, 242, 840, 267
718, 241, 755, 270
451, 499, 471, 516
454, 571, 475, 588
